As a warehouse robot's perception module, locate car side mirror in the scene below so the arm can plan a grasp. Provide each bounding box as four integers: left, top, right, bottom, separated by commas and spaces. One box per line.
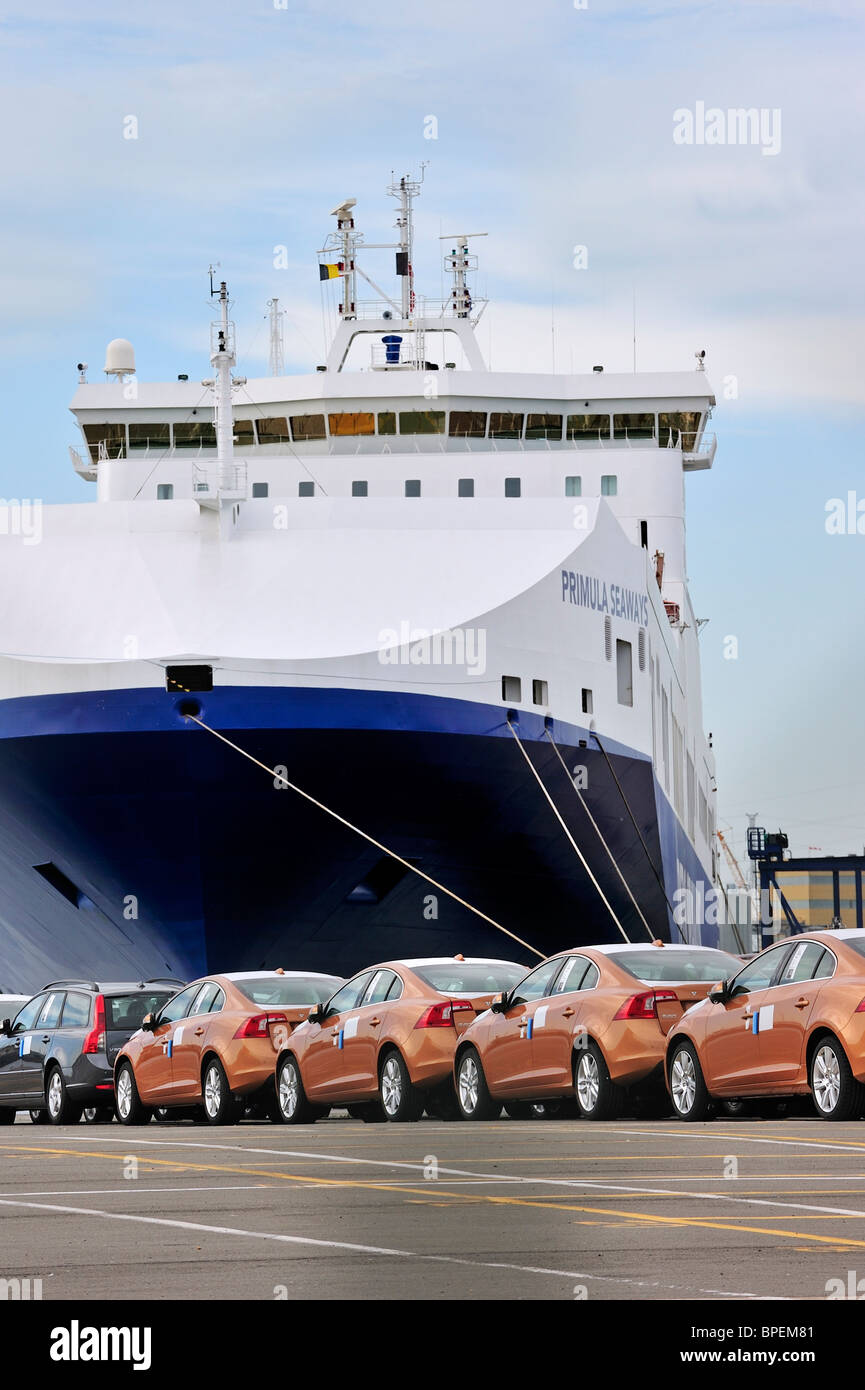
142, 1013, 158, 1032
708, 981, 729, 1005
0, 1018, 11, 1037
490, 992, 508, 1014
307, 1004, 325, 1025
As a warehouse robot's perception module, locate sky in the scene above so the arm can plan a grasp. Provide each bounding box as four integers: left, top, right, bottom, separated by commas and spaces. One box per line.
0, 0, 863, 872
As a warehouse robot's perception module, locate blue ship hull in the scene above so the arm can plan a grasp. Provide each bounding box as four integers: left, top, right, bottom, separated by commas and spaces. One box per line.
0, 687, 715, 992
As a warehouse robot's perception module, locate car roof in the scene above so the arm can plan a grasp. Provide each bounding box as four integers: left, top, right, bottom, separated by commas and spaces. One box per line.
592, 943, 736, 954
38, 980, 183, 994
390, 957, 524, 968
217, 970, 344, 981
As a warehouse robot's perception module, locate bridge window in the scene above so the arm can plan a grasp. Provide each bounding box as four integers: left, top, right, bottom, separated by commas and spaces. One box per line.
616, 640, 633, 707
489, 412, 523, 439
566, 414, 610, 441
399, 410, 445, 434
156, 484, 174, 500
565, 475, 581, 496
449, 411, 487, 438
601, 475, 617, 496
252, 482, 268, 498
256, 416, 290, 444
83, 422, 127, 461
352, 480, 368, 497
233, 419, 255, 446
377, 412, 396, 435
525, 413, 562, 440
128, 423, 168, 452
613, 413, 655, 440
329, 412, 375, 436
405, 480, 421, 497
174, 422, 217, 448
458, 478, 474, 497
504, 477, 521, 497
289, 414, 325, 442
502, 676, 522, 702
298, 481, 314, 497
659, 411, 702, 450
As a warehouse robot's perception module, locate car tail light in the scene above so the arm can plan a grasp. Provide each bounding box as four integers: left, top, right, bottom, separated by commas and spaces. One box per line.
855, 998, 865, 1014
83, 994, 106, 1054
613, 989, 678, 1021
414, 999, 474, 1028
233, 1012, 288, 1039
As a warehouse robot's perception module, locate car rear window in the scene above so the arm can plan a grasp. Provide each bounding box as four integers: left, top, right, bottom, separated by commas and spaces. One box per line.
410, 963, 525, 995
233, 976, 339, 1006
612, 949, 740, 983
106, 992, 173, 1030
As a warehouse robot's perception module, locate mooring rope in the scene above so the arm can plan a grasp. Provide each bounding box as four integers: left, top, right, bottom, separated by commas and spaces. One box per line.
542, 728, 657, 943
505, 719, 632, 945
184, 712, 545, 960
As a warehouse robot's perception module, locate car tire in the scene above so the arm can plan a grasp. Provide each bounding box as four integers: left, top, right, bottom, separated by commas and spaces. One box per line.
503, 1100, 533, 1120
668, 1041, 713, 1122
202, 1058, 241, 1125
45, 1066, 83, 1126
379, 1050, 422, 1123
455, 1047, 499, 1121
346, 1102, 386, 1123
28, 1109, 50, 1125
274, 1055, 318, 1124
574, 1042, 625, 1121
83, 1105, 115, 1124
720, 1097, 749, 1118
115, 1062, 153, 1125
810, 1036, 864, 1121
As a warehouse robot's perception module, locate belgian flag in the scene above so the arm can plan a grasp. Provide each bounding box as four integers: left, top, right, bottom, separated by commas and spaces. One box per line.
319, 262, 345, 280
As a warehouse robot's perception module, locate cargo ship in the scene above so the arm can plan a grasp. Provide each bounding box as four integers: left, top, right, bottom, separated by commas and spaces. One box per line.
0, 172, 721, 990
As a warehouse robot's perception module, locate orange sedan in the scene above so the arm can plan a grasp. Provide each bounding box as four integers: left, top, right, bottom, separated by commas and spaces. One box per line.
274, 956, 526, 1123
453, 942, 742, 1120
666, 929, 865, 1122
114, 970, 343, 1124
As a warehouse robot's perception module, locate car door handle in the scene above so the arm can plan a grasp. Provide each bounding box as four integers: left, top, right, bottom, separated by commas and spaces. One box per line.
194, 1028, 205, 1036
330, 1028, 339, 1036
794, 998, 810, 1009
561, 1008, 575, 1018
41, 1035, 50, 1044
369, 1017, 381, 1027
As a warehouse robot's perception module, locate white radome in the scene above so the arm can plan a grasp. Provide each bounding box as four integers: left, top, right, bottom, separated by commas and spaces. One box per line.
103, 337, 136, 376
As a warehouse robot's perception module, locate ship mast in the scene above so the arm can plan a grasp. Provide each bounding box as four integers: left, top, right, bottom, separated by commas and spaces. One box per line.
211, 279, 236, 493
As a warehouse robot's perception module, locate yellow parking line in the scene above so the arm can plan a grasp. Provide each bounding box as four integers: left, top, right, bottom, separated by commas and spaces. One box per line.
9, 1143, 865, 1250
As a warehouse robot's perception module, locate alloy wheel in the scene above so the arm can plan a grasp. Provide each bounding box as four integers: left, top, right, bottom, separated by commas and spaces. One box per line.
458, 1055, 479, 1115
47, 1072, 63, 1119
577, 1052, 599, 1112
279, 1061, 299, 1119
813, 1045, 841, 1114
381, 1056, 402, 1116
671, 1050, 697, 1115
116, 1069, 132, 1120
204, 1065, 223, 1119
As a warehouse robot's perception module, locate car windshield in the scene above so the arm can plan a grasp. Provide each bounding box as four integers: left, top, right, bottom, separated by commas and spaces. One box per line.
410, 962, 525, 995
107, 993, 174, 1030
233, 976, 339, 1006
612, 949, 741, 984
